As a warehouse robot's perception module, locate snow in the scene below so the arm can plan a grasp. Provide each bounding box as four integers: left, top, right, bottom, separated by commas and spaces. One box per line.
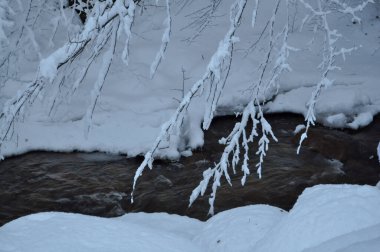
1, 183, 380, 252
193, 205, 286, 252
294, 124, 306, 134
0, 212, 203, 252
0, 0, 379, 158
265, 84, 380, 130
253, 184, 380, 252
303, 224, 380, 252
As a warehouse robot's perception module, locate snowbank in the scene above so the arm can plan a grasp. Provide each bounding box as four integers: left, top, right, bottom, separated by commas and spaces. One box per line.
254, 184, 380, 252
0, 212, 203, 252
1, 183, 380, 252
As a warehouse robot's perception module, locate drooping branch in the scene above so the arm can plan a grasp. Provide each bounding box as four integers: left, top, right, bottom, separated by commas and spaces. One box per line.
120, 0, 136, 65
190, 0, 296, 214
84, 19, 120, 136
132, 0, 248, 202
189, 100, 259, 215
0, 0, 136, 158
202, 0, 248, 130
251, 0, 259, 27
297, 0, 371, 153
150, 0, 172, 78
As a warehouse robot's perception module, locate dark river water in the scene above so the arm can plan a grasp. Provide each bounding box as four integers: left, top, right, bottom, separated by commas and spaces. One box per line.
0, 114, 379, 226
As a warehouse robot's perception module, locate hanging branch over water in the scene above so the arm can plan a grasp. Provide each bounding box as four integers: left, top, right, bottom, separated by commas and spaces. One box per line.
297, 0, 374, 153
190, 0, 296, 215
131, 0, 248, 202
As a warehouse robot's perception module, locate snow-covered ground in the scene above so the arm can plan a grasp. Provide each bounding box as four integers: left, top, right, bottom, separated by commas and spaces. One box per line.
0, 0, 379, 158
1, 183, 380, 252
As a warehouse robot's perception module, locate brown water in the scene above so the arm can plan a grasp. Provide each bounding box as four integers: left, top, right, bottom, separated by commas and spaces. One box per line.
0, 113, 379, 226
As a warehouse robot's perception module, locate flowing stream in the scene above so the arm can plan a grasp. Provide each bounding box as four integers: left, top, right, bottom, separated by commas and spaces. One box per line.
1, 113, 379, 226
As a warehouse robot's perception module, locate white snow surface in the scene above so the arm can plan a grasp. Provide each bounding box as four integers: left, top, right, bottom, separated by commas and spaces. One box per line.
1, 183, 380, 252
0, 0, 379, 158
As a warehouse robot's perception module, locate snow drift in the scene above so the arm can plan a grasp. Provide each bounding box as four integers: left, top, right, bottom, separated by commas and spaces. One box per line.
1, 183, 380, 252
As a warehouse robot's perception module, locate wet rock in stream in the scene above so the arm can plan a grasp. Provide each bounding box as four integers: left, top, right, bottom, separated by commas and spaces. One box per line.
0, 113, 379, 227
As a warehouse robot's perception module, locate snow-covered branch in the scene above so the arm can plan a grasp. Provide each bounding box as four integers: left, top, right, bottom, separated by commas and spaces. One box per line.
0, 0, 136, 157
84, 19, 120, 136
251, 0, 259, 27
189, 101, 259, 215
189, 0, 301, 214
297, 0, 372, 153
150, 0, 171, 78
132, 0, 248, 202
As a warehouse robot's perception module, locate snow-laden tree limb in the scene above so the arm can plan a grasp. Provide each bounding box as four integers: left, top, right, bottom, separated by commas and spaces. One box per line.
251, 0, 259, 27
150, 0, 171, 78
0, 0, 136, 158
189, 0, 295, 214
297, 0, 372, 153
120, 0, 136, 65
202, 0, 249, 130
84, 19, 120, 136
132, 0, 248, 202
